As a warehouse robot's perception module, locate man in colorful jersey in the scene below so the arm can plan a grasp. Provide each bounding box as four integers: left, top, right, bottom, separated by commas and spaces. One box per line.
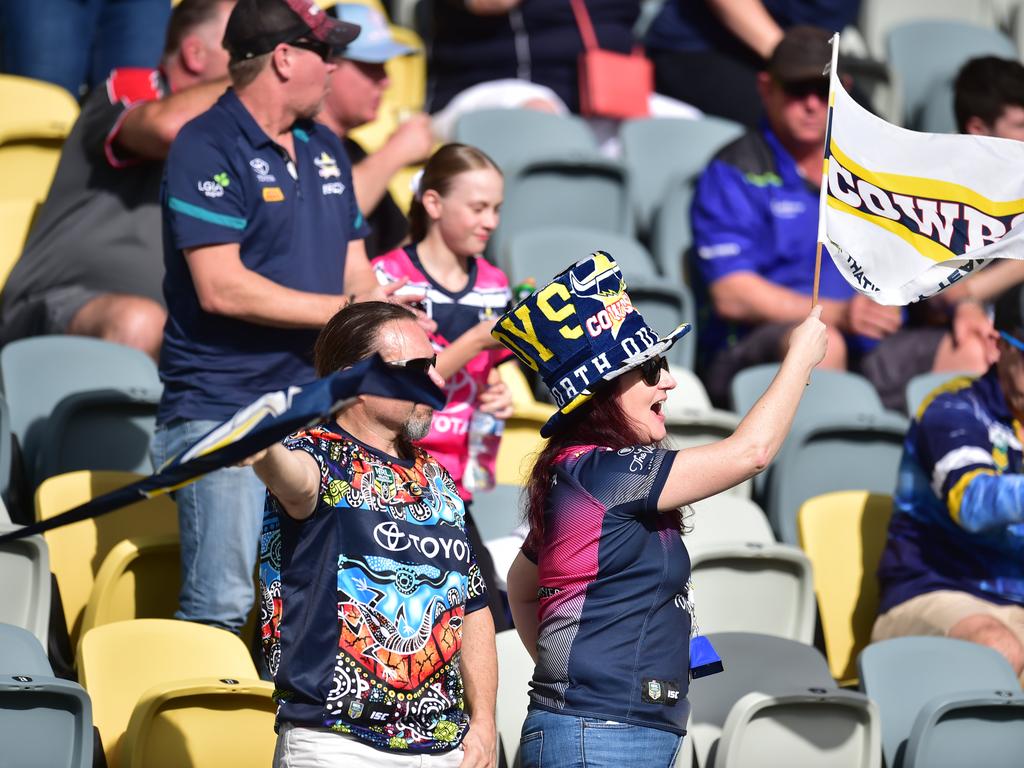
253, 301, 496, 767
873, 283, 1024, 679
0, 0, 235, 358
691, 25, 989, 408
153, 0, 420, 634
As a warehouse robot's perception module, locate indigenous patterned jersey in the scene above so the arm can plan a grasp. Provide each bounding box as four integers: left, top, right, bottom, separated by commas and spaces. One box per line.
259, 423, 488, 754
878, 368, 1024, 613
372, 246, 513, 499
523, 445, 693, 734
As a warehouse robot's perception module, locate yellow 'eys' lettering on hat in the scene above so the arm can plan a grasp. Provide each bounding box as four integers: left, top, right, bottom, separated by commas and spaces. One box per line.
494, 305, 553, 371
536, 283, 583, 340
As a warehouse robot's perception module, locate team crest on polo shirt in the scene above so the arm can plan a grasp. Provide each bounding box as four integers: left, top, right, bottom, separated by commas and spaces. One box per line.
249, 157, 276, 183
314, 152, 341, 179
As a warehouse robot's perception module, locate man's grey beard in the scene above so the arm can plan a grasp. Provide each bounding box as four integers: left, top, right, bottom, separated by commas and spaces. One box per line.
402, 408, 434, 441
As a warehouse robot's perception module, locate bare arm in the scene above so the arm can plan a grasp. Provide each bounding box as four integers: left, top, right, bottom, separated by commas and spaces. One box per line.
435, 321, 501, 379
115, 77, 229, 160
506, 552, 539, 663
459, 608, 498, 768
943, 260, 1024, 304
712, 271, 902, 339
185, 243, 348, 327
461, 0, 520, 15
706, 0, 783, 59
658, 307, 828, 510
350, 114, 434, 215
249, 444, 320, 520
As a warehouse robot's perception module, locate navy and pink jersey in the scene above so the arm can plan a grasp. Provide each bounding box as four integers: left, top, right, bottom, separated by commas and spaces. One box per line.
524, 445, 693, 734
372, 246, 513, 499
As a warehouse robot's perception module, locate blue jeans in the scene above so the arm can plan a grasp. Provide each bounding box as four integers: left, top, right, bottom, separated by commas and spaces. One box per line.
519, 709, 683, 768
151, 419, 267, 633
0, 0, 169, 96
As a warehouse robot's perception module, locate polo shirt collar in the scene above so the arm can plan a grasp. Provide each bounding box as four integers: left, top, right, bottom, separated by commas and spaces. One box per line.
760, 121, 814, 189
219, 88, 321, 149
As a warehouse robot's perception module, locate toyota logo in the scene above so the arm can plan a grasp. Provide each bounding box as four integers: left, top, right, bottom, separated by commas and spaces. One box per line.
373, 521, 409, 552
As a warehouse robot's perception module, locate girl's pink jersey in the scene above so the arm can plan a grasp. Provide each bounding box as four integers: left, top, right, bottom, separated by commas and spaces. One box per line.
372, 246, 513, 500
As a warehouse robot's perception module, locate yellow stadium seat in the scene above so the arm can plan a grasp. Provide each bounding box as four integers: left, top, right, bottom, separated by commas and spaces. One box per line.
0, 196, 39, 288
78, 619, 258, 767
798, 490, 893, 685
121, 677, 277, 768
34, 470, 178, 649
80, 533, 180, 639
315, 0, 389, 16
495, 365, 553, 486
0, 74, 79, 201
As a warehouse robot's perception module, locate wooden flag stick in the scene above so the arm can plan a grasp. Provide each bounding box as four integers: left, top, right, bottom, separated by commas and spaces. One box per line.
812, 241, 823, 307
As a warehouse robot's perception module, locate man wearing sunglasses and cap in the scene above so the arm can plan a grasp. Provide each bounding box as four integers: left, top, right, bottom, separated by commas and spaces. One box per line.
153, 0, 423, 637
691, 25, 990, 411
873, 283, 1024, 683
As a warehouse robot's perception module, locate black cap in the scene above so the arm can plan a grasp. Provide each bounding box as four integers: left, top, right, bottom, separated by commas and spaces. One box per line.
994, 283, 1024, 338
768, 25, 833, 84
223, 0, 361, 61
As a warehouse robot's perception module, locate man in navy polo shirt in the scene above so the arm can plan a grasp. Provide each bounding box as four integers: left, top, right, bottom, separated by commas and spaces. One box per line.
152, 0, 414, 634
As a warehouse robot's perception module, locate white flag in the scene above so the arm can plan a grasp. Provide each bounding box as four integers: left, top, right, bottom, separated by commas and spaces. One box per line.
820, 36, 1024, 305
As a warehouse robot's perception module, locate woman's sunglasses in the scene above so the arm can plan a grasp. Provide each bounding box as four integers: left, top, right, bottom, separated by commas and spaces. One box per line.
638, 355, 668, 386
386, 355, 437, 373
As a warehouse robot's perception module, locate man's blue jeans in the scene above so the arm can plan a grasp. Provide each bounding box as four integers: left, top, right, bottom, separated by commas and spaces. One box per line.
519, 708, 683, 768
151, 419, 267, 633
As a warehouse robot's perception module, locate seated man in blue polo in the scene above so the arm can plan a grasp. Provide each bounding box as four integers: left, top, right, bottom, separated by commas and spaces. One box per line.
153, 0, 419, 634
691, 25, 990, 408
873, 283, 1024, 682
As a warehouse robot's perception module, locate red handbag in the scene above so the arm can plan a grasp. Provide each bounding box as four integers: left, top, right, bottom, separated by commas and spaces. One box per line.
569, 0, 652, 119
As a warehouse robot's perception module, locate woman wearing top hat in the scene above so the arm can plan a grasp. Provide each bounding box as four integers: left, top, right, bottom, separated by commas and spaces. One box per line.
495, 251, 827, 766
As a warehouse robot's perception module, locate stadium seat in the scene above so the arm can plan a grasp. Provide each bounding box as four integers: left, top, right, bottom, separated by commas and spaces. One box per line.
495, 629, 534, 767
0, 523, 51, 646
505, 226, 657, 287
902, 689, 1024, 768
78, 619, 258, 767
689, 543, 815, 643
35, 386, 161, 484
0, 391, 11, 506
858, 0, 1008, 61
649, 174, 697, 286
686, 494, 774, 549
887, 20, 1017, 129
0, 623, 93, 768
471, 483, 524, 544
79, 533, 180, 640
0, 74, 79, 202
495, 410, 550, 486
0, 335, 162, 488
904, 370, 974, 419
859, 636, 1023, 768
492, 161, 633, 273
35, 470, 178, 650
620, 115, 744, 237
0, 196, 39, 289
688, 632, 841, 767
765, 412, 907, 545
120, 677, 277, 768
453, 108, 600, 171
730, 364, 885, 420
715, 689, 881, 767
797, 491, 892, 684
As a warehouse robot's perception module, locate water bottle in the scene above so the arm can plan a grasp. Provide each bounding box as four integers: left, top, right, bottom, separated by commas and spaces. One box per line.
463, 409, 504, 492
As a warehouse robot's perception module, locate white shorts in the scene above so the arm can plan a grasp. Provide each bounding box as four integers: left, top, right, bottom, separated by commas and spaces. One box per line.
273, 724, 466, 768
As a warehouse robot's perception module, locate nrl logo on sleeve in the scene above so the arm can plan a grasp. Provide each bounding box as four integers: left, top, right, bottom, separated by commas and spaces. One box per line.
641, 677, 680, 706
314, 152, 341, 179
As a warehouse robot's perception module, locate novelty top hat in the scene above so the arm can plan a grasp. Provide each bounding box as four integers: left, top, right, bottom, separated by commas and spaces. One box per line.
492, 251, 690, 437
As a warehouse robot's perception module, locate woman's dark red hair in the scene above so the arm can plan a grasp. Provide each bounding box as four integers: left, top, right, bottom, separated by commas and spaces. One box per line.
523, 376, 682, 555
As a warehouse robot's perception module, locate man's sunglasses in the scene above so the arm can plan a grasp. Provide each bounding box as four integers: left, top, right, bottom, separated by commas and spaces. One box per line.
782, 79, 830, 102
638, 355, 668, 386
287, 37, 342, 62
386, 355, 437, 373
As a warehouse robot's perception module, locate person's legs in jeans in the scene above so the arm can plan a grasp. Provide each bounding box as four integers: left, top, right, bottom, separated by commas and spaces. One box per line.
0, 0, 99, 96
519, 709, 682, 768
151, 419, 267, 633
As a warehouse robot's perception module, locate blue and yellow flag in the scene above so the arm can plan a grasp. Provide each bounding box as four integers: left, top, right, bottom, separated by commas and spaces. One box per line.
0, 356, 445, 544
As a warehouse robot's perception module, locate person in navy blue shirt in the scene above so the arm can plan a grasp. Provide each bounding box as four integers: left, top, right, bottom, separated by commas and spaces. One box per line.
151, 0, 419, 635
691, 26, 990, 409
